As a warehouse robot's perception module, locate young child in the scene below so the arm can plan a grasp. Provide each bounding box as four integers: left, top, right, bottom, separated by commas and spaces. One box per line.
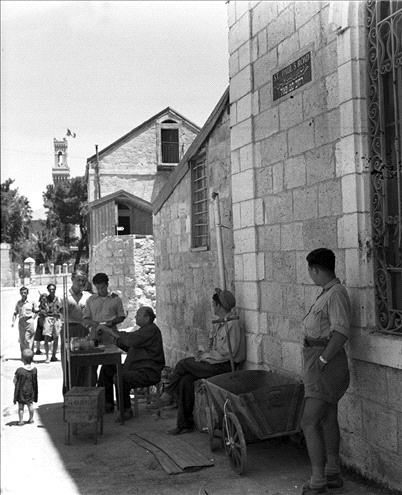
13, 349, 38, 425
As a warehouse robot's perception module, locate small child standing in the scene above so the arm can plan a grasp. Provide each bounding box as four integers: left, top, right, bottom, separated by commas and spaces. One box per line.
13, 349, 38, 425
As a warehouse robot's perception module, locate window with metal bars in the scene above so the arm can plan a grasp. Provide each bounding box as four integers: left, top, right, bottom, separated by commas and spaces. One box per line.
191, 154, 209, 249
367, 0, 402, 334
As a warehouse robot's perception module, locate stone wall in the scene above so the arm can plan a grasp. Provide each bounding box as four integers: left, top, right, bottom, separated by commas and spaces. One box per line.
90, 235, 155, 329
228, 1, 401, 490
0, 244, 16, 287
154, 105, 233, 365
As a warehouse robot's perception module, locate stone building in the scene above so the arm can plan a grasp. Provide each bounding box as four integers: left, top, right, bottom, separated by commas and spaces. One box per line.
153, 89, 232, 363
153, 2, 401, 490
85, 108, 200, 326
85, 108, 200, 205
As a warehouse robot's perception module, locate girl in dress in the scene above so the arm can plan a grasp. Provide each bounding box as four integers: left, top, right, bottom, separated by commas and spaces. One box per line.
13, 349, 38, 425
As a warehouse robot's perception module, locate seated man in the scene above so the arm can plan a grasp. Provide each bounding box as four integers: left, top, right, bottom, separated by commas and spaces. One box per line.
97, 306, 165, 420
148, 288, 245, 435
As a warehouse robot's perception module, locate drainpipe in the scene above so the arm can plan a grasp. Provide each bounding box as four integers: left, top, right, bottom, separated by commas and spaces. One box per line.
212, 192, 226, 290
95, 145, 101, 200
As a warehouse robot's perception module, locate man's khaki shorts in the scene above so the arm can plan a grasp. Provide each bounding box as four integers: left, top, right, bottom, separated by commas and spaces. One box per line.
43, 317, 61, 338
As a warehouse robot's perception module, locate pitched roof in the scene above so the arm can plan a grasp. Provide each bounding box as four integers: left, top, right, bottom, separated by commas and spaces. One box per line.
86, 107, 200, 163
88, 189, 152, 213
153, 87, 229, 214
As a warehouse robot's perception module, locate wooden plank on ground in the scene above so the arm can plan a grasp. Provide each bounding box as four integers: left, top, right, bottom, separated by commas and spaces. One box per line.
130, 430, 214, 470
129, 435, 183, 474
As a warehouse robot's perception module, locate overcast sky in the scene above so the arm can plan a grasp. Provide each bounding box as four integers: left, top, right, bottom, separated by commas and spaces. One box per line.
1, 1, 229, 211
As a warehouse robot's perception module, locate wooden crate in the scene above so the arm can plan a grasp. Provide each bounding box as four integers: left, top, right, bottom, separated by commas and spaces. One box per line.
64, 387, 105, 445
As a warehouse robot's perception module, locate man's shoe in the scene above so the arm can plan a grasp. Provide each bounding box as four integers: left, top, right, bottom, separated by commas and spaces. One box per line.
35, 350, 42, 355
301, 483, 330, 495
326, 474, 345, 494
167, 426, 195, 435
50, 356, 59, 362
146, 397, 173, 410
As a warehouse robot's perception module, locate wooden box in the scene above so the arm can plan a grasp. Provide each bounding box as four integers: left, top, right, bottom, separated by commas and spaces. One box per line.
64, 387, 105, 423
64, 387, 105, 444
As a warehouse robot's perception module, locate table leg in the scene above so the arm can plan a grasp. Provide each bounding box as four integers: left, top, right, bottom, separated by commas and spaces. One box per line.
65, 422, 71, 445
116, 361, 124, 425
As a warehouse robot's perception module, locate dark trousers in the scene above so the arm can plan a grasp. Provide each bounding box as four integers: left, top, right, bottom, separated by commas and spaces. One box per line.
165, 357, 232, 428
98, 364, 161, 410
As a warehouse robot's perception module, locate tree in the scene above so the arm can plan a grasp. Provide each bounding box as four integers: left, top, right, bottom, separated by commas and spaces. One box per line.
31, 228, 70, 266
43, 176, 88, 268
1, 179, 32, 261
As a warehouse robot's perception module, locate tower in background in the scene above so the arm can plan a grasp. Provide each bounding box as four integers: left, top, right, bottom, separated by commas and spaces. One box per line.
52, 138, 70, 186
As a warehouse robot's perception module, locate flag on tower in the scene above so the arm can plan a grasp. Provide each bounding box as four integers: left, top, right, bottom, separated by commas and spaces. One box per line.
66, 128, 76, 138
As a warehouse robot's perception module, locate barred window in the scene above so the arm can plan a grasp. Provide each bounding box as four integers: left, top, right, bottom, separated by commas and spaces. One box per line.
191, 154, 209, 250
367, 1, 402, 334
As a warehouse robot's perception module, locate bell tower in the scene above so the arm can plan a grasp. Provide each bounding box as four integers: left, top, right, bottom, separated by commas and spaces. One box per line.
52, 138, 70, 186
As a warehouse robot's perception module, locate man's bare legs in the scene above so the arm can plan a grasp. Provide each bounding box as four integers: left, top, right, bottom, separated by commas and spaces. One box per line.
44, 336, 51, 363
301, 398, 340, 488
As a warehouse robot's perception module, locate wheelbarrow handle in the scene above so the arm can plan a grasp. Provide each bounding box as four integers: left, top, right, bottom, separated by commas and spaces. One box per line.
212, 315, 240, 324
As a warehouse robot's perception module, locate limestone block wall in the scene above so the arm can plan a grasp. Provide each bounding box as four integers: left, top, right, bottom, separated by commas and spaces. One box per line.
90, 235, 155, 329
228, 1, 401, 490
154, 107, 233, 366
0, 244, 16, 287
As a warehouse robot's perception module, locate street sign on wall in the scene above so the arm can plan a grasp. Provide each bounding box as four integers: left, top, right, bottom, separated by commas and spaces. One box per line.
272, 51, 312, 101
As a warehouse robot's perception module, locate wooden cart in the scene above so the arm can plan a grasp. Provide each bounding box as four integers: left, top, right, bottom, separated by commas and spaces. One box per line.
203, 370, 305, 474
202, 317, 305, 475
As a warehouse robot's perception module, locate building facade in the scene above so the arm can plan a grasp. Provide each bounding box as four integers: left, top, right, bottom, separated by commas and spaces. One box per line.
153, 89, 233, 363
153, 2, 401, 490
86, 108, 200, 205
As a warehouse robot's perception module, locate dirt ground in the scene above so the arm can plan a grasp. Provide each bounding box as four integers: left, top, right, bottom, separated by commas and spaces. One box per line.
1, 286, 400, 495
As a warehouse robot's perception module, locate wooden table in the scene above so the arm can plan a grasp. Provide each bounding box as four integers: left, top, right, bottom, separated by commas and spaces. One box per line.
66, 344, 125, 424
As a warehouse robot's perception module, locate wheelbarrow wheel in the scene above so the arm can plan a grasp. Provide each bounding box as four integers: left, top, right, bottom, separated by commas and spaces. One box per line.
222, 412, 247, 475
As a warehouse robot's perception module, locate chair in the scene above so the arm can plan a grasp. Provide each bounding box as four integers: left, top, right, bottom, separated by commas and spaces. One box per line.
130, 382, 161, 417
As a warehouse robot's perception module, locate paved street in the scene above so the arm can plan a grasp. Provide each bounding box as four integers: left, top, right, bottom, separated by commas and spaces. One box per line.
1, 285, 399, 495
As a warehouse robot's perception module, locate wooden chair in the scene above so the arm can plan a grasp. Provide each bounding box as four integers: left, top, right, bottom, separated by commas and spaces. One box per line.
131, 382, 161, 417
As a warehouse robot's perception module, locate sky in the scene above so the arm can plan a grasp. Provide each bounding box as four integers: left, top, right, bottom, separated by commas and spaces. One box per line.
1, 1, 229, 211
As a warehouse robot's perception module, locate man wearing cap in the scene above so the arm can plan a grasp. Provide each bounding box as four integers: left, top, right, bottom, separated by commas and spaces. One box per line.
300, 248, 351, 495
148, 288, 245, 435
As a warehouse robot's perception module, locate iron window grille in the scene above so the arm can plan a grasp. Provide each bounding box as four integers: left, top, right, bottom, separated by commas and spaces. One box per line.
367, 0, 402, 334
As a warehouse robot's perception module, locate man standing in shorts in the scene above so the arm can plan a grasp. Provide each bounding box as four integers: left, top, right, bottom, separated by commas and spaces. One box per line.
41, 284, 62, 364
11, 286, 38, 358
300, 248, 351, 495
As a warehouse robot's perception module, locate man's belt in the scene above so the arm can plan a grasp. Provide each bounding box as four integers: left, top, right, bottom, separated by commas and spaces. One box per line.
304, 337, 329, 347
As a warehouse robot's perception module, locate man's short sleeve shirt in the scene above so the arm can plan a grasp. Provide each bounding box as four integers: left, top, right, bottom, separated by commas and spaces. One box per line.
302, 278, 351, 340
